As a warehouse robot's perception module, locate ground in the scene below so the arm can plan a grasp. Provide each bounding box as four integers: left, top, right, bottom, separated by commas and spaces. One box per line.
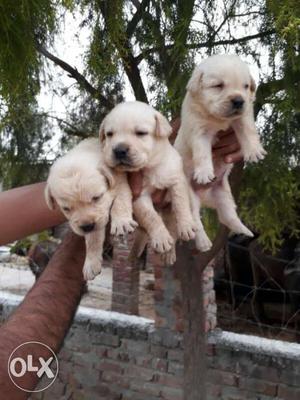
0, 252, 155, 319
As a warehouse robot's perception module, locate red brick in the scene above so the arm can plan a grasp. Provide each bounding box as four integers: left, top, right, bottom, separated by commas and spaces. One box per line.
152, 357, 168, 372
278, 384, 300, 400
97, 360, 124, 374
154, 372, 183, 389
207, 369, 238, 387
239, 377, 277, 396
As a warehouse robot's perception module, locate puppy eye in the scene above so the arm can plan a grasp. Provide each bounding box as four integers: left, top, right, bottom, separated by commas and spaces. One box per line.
62, 206, 71, 212
213, 83, 224, 89
244, 84, 249, 89
92, 195, 102, 202
136, 130, 148, 137
106, 131, 113, 138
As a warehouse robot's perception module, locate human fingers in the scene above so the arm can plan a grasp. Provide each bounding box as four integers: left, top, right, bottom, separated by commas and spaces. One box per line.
214, 127, 235, 140
152, 189, 169, 208
213, 131, 238, 149
128, 172, 143, 200
224, 150, 243, 164
213, 142, 241, 159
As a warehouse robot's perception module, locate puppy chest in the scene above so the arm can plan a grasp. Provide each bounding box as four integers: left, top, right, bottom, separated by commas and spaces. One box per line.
143, 169, 172, 191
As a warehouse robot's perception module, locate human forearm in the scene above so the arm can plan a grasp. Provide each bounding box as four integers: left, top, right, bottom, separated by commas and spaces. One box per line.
0, 182, 66, 245
0, 231, 85, 398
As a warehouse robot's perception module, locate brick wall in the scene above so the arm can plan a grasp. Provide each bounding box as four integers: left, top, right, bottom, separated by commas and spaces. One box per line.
206, 330, 300, 400
2, 243, 300, 399
29, 306, 184, 400
2, 293, 300, 400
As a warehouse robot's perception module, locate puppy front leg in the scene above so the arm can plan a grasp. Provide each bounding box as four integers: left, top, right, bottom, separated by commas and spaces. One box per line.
169, 178, 197, 241
191, 132, 215, 184
189, 188, 212, 252
133, 194, 173, 253
110, 173, 137, 236
161, 208, 178, 266
83, 227, 105, 280
232, 115, 266, 163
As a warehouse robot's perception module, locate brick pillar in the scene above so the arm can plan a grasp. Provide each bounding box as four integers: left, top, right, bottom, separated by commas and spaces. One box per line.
152, 248, 217, 334
152, 251, 184, 332
203, 262, 217, 332
111, 236, 140, 315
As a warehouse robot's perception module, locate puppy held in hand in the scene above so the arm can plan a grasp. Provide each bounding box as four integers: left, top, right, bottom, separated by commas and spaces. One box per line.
99, 101, 197, 254
45, 138, 136, 280
175, 54, 266, 245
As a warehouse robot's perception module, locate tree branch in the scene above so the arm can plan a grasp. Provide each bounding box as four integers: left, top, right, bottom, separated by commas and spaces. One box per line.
41, 114, 91, 138
254, 66, 300, 117
130, 0, 141, 9
255, 78, 285, 116
135, 30, 276, 64
126, 0, 150, 38
99, 3, 148, 103
36, 44, 113, 109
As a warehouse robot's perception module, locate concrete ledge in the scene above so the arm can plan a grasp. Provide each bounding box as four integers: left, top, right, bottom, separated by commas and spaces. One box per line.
209, 329, 300, 360
0, 290, 154, 332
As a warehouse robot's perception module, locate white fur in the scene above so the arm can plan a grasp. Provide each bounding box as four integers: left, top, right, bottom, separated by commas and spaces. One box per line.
100, 101, 197, 254
45, 138, 136, 280
174, 54, 266, 250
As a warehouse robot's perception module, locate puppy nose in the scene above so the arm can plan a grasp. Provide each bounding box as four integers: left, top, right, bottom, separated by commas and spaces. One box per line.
231, 96, 244, 109
80, 223, 95, 233
113, 144, 129, 160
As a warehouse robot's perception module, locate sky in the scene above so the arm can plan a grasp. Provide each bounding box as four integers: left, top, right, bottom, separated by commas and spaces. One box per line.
37, 5, 272, 157
38, 9, 137, 156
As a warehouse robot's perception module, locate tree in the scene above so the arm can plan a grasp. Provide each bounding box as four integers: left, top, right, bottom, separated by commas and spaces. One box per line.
0, 98, 52, 188
1, 1, 300, 398
1, 0, 299, 248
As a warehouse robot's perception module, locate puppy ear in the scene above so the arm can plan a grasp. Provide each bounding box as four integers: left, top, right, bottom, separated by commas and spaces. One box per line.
155, 112, 172, 138
44, 183, 56, 210
186, 66, 203, 94
99, 118, 106, 143
250, 74, 256, 93
99, 164, 115, 189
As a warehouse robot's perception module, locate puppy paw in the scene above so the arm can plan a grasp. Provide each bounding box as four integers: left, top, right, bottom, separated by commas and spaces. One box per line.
111, 218, 138, 236
195, 231, 212, 252
243, 144, 267, 163
83, 259, 102, 281
228, 220, 254, 237
193, 166, 215, 185
161, 247, 177, 266
239, 226, 254, 237
151, 227, 174, 253
177, 220, 197, 241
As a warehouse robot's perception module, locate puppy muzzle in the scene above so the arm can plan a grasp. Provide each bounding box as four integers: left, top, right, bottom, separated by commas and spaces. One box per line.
223, 96, 245, 118
112, 143, 134, 168
80, 223, 96, 233
231, 96, 244, 110
113, 143, 129, 160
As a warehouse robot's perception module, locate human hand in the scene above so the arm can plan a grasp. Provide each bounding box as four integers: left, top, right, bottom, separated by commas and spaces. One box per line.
191, 128, 242, 191
212, 127, 242, 164
128, 171, 168, 207
128, 124, 243, 202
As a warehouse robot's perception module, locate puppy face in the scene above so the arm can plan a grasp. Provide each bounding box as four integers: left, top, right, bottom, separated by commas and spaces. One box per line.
45, 165, 114, 236
99, 101, 172, 171
187, 55, 256, 120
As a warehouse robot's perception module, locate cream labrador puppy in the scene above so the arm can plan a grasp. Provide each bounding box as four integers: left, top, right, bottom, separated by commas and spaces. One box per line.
99, 101, 197, 254
175, 54, 266, 250
45, 138, 137, 280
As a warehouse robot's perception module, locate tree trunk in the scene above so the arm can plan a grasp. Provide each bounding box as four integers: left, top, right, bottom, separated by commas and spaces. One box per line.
175, 162, 243, 399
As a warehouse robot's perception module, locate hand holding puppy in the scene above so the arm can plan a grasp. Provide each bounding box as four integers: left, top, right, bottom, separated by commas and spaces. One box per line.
129, 126, 242, 204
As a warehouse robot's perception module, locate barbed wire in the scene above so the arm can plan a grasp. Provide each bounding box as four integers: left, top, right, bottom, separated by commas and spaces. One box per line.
217, 239, 300, 341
